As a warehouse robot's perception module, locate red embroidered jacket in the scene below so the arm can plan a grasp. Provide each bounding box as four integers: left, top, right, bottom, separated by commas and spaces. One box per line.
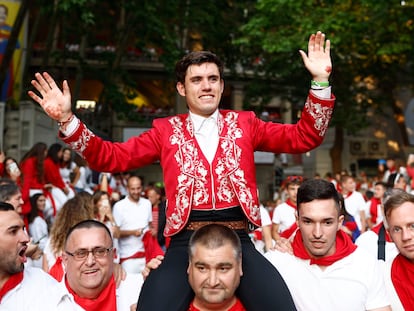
61, 91, 334, 236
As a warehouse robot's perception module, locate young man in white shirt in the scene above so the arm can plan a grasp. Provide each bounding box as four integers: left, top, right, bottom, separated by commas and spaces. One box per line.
266, 179, 391, 311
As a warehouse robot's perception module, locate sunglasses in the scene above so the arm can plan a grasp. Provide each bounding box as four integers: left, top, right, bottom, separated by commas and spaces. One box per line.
286, 176, 304, 183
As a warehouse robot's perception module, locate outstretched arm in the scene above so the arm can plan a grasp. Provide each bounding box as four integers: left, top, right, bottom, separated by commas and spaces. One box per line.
28, 72, 73, 123
299, 31, 332, 82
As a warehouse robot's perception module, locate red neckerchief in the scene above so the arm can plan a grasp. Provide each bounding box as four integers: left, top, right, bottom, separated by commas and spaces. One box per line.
285, 198, 297, 209
371, 222, 392, 242
188, 298, 246, 311
65, 275, 117, 311
292, 229, 357, 266
343, 191, 353, 199
0, 271, 24, 303
49, 256, 64, 281
369, 198, 381, 224
391, 254, 414, 310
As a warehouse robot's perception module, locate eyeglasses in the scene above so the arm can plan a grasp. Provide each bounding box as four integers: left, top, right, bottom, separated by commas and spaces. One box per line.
65, 247, 113, 260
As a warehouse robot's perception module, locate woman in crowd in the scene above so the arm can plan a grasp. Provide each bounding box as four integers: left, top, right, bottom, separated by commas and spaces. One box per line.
27, 193, 49, 268
20, 142, 48, 217
59, 147, 79, 191
93, 190, 120, 263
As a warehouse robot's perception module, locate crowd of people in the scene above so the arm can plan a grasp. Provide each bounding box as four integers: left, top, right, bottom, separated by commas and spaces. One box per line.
1, 29, 413, 310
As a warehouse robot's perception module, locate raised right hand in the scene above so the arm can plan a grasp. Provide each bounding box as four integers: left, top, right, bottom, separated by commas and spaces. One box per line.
28, 72, 73, 122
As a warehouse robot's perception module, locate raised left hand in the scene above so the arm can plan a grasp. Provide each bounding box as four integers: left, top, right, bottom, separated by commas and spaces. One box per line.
299, 31, 332, 82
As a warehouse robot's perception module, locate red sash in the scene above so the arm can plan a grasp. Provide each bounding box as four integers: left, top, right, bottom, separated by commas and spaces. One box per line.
292, 229, 357, 266
188, 298, 246, 311
391, 254, 414, 310
0, 271, 23, 303
119, 251, 146, 264
65, 275, 117, 311
142, 230, 164, 262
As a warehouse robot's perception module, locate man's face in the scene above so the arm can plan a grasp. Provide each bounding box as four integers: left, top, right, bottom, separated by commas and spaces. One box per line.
286, 184, 300, 204
62, 227, 114, 298
0, 210, 30, 276
297, 199, 343, 258
374, 184, 386, 199
127, 177, 142, 202
341, 178, 355, 193
387, 202, 414, 262
6, 191, 24, 214
187, 243, 242, 309
176, 63, 224, 117
146, 189, 160, 206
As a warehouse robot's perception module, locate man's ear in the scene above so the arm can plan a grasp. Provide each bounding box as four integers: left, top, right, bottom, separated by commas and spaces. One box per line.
239, 260, 243, 277
187, 261, 191, 274
338, 214, 345, 231
176, 82, 186, 97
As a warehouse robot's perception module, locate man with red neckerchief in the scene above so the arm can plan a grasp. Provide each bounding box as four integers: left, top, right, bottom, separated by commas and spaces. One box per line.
61, 219, 144, 311
0, 202, 74, 310
272, 175, 303, 242
383, 190, 414, 310
187, 224, 246, 311
266, 179, 391, 311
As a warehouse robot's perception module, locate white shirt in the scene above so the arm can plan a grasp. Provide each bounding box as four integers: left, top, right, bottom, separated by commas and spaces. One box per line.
265, 247, 390, 311
113, 196, 152, 258
272, 202, 296, 233
344, 191, 366, 230
190, 109, 219, 163
0, 267, 74, 310
355, 230, 399, 262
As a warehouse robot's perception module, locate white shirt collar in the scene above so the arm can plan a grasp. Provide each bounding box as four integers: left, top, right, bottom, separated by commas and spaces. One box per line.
189, 109, 219, 133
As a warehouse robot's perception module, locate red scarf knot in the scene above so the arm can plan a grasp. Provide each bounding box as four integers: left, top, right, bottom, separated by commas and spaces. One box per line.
292, 229, 357, 266
65, 275, 117, 311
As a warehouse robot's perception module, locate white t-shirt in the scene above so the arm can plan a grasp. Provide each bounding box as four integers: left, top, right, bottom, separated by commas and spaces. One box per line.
0, 267, 74, 310
344, 191, 366, 230
355, 230, 399, 262
29, 216, 49, 251
271, 202, 296, 233
113, 196, 152, 258
265, 247, 390, 311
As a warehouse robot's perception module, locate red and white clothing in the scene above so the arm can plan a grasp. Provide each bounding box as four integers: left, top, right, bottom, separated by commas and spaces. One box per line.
0, 267, 74, 310
343, 191, 366, 231
60, 91, 334, 237
113, 196, 152, 273
60, 273, 143, 311
384, 254, 413, 311
367, 197, 383, 226
272, 199, 296, 235
265, 242, 390, 311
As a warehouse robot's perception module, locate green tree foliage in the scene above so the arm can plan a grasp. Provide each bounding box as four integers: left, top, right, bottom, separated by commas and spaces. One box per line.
236, 0, 414, 171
